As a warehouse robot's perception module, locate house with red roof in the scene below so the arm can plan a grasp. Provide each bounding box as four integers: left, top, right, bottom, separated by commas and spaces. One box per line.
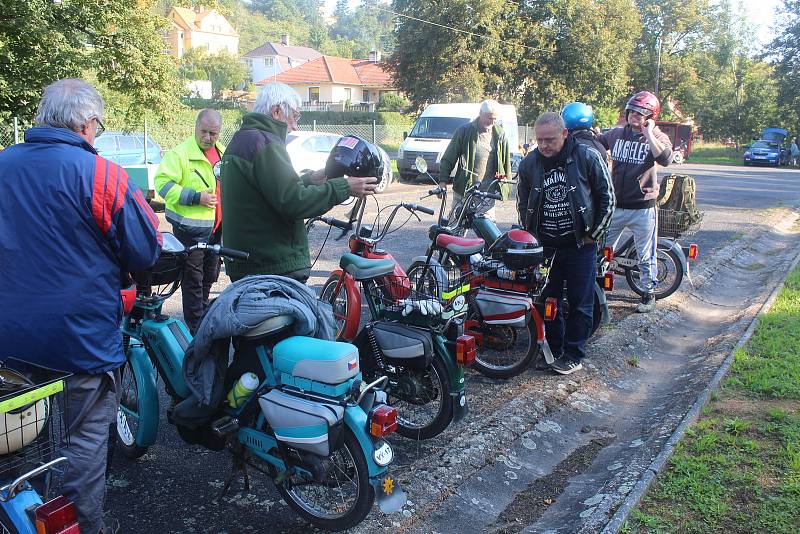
255, 51, 397, 112
242, 36, 323, 84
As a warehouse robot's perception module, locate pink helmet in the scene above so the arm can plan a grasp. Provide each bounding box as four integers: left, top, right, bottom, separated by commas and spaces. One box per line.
625, 91, 661, 119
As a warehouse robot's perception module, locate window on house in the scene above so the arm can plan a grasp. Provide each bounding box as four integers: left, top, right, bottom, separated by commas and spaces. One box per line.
265, 57, 274, 67
309, 87, 320, 102
362, 90, 369, 102
345, 88, 352, 101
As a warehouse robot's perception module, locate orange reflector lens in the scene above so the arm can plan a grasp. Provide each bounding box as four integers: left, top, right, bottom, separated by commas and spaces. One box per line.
370, 405, 398, 438
544, 297, 558, 321
456, 335, 477, 366
603, 246, 614, 262
604, 272, 614, 291
688, 244, 698, 260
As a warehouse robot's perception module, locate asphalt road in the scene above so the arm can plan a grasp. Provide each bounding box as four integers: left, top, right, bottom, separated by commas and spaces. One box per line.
105, 162, 800, 533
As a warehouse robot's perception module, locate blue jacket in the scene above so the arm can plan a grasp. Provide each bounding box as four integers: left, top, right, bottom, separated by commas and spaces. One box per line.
0, 127, 162, 374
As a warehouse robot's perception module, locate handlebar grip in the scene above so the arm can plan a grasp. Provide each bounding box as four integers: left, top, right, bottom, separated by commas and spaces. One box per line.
323, 217, 352, 230
218, 247, 249, 260
488, 192, 503, 201
428, 187, 444, 195
416, 205, 435, 215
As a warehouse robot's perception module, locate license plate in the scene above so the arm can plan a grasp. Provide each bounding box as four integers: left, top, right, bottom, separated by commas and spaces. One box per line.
754, 155, 766, 159
373, 441, 393, 466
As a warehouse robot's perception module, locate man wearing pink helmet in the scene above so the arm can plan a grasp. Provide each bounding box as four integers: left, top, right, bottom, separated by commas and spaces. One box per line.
598, 91, 672, 313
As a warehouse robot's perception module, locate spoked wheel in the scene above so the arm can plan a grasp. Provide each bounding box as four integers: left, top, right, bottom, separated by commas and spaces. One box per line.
320, 275, 350, 340
468, 310, 536, 379
625, 246, 684, 300
591, 289, 603, 335
116, 361, 149, 459
383, 356, 453, 440
276, 428, 374, 531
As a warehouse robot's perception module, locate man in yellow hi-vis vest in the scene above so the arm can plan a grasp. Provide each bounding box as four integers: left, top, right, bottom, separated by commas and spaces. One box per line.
155, 109, 224, 334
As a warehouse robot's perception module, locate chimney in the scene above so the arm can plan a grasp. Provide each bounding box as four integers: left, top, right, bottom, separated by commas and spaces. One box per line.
281, 34, 290, 46
194, 6, 204, 13
369, 50, 381, 63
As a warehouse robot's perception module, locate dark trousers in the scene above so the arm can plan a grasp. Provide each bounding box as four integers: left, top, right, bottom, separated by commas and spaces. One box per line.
542, 243, 596, 361
175, 228, 220, 334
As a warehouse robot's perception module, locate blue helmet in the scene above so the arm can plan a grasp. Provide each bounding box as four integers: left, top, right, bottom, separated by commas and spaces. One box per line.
562, 102, 594, 131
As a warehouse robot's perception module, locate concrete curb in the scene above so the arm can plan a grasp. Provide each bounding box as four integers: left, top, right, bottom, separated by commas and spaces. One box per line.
601, 242, 800, 534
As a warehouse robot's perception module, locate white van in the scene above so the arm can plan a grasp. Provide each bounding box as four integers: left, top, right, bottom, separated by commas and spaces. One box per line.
396, 102, 521, 181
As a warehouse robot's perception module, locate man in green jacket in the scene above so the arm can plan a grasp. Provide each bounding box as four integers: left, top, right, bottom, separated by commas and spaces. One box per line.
221, 82, 377, 283
438, 99, 512, 222
155, 109, 224, 334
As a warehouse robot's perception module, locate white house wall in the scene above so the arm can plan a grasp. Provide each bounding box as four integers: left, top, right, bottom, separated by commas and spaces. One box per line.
247, 57, 282, 83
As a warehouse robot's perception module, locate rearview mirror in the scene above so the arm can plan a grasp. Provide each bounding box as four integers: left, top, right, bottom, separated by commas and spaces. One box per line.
414, 155, 428, 174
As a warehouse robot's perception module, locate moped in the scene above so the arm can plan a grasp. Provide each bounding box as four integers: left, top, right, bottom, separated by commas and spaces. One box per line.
115, 233, 404, 531
311, 198, 475, 440
0, 359, 79, 534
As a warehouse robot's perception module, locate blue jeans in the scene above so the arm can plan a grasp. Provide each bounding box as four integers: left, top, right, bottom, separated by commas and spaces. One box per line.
542, 243, 597, 361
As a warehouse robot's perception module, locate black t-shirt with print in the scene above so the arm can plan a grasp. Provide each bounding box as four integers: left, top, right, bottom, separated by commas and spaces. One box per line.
538, 144, 576, 248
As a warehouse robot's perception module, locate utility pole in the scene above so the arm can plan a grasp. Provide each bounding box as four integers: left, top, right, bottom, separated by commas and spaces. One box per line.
655, 34, 662, 95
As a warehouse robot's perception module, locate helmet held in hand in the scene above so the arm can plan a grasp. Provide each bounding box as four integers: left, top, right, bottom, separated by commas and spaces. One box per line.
325, 135, 385, 179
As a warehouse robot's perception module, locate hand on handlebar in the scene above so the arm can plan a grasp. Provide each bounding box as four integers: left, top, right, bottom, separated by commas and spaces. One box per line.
346, 176, 379, 196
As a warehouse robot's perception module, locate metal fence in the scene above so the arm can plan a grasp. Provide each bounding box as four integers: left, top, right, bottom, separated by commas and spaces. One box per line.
0, 118, 532, 154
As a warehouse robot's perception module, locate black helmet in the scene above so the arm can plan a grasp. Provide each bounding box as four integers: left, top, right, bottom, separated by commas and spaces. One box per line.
325, 135, 385, 179
487, 229, 544, 269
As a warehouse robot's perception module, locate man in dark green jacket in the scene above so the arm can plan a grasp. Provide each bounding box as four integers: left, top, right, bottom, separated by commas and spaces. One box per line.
220, 82, 377, 282
438, 99, 512, 221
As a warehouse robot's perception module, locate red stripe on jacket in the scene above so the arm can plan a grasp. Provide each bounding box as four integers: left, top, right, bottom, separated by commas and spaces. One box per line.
92, 156, 126, 235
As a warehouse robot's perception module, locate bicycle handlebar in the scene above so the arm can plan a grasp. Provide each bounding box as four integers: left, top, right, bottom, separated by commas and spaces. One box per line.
190, 243, 249, 260
403, 202, 434, 216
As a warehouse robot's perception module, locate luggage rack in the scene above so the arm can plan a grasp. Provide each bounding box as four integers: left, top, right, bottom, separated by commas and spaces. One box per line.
657, 209, 704, 238
0, 359, 70, 488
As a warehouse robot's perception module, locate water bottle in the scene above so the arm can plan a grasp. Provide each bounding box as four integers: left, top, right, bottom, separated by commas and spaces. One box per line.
227, 372, 259, 408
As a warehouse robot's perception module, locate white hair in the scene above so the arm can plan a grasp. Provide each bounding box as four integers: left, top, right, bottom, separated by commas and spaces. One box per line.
35, 79, 104, 131
253, 82, 302, 117
480, 99, 500, 115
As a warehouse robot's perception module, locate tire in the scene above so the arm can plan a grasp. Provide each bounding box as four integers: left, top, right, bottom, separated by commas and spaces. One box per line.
469, 310, 537, 379
116, 361, 149, 459
320, 274, 350, 340
277, 428, 375, 531
387, 354, 453, 440
374, 169, 391, 194
673, 152, 684, 164
591, 288, 603, 335
625, 245, 684, 300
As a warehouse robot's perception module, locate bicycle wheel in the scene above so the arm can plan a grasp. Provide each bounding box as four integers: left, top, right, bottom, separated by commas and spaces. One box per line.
116, 361, 149, 459
320, 274, 351, 340
276, 428, 375, 531
468, 310, 536, 379
626, 246, 684, 300
384, 355, 453, 440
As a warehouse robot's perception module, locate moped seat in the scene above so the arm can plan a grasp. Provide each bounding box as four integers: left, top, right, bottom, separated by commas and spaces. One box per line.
340, 253, 395, 281
435, 234, 485, 256
273, 336, 360, 384
240, 314, 295, 338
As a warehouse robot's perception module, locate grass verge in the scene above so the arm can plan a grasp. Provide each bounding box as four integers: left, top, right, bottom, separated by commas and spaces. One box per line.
687, 142, 744, 166
622, 267, 800, 534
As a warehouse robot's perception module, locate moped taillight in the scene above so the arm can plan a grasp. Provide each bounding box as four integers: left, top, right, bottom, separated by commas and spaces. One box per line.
35, 495, 80, 534
688, 244, 698, 260
544, 297, 558, 321
370, 405, 398, 438
456, 335, 477, 366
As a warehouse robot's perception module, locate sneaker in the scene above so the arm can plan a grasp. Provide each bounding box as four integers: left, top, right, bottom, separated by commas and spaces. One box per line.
636, 293, 656, 313
550, 355, 583, 375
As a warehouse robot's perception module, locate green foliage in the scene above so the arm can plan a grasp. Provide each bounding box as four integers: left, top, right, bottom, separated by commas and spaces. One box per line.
299, 111, 412, 125
767, 0, 800, 134
378, 93, 411, 112
330, 0, 396, 59
179, 48, 249, 95
0, 0, 182, 123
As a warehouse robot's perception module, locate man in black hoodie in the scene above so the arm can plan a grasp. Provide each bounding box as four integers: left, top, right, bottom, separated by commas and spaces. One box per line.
517, 112, 615, 375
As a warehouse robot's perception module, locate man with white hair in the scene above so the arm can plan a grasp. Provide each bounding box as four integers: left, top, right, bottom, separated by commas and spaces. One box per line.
221, 82, 378, 282
438, 99, 513, 221
0, 78, 161, 533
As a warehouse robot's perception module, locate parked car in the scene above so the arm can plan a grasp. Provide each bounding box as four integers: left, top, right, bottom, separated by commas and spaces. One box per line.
94, 131, 163, 165
285, 131, 393, 193
761, 128, 790, 165
743, 140, 783, 166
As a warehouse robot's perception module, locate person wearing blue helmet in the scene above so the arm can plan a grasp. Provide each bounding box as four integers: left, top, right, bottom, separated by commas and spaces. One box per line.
562, 102, 607, 162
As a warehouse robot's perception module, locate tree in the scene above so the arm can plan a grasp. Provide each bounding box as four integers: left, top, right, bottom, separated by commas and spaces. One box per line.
0, 0, 181, 123
179, 48, 249, 95
378, 92, 411, 112
767, 0, 800, 133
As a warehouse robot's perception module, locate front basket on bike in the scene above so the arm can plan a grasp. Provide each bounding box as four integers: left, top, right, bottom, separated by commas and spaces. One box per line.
0, 359, 70, 483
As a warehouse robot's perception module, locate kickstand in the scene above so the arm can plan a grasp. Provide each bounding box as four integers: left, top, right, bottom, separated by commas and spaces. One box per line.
220, 450, 250, 498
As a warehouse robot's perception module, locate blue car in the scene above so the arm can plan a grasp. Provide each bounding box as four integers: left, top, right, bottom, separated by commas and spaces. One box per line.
743, 140, 783, 166
94, 131, 163, 166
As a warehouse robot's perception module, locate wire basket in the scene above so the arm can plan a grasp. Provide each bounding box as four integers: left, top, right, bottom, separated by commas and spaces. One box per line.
658, 209, 704, 238
0, 359, 70, 484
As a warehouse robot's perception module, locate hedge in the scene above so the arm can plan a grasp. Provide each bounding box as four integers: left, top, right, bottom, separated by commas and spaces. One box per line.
299, 111, 412, 126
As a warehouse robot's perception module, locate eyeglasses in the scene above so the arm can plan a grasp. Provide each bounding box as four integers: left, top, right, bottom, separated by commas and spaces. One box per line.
95, 117, 105, 137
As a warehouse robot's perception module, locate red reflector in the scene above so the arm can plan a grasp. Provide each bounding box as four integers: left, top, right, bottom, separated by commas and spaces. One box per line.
688, 244, 698, 260
456, 335, 477, 367
370, 405, 398, 438
35, 495, 79, 534
544, 297, 558, 321
603, 246, 614, 262
604, 272, 614, 291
